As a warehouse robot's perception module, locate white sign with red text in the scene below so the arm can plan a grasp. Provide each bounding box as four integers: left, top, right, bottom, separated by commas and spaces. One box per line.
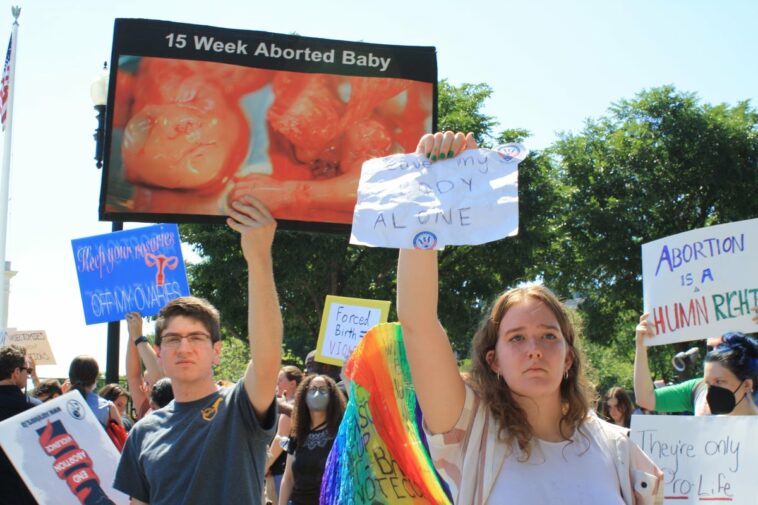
631, 415, 756, 504
0, 391, 128, 504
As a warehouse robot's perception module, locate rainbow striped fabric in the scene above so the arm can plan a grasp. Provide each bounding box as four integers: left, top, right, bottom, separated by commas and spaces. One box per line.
320, 322, 452, 504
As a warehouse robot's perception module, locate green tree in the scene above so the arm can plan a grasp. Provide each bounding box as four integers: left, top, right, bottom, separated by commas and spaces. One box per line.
547, 86, 758, 382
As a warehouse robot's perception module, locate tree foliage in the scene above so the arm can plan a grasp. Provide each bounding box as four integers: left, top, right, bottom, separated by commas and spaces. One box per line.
546, 86, 758, 381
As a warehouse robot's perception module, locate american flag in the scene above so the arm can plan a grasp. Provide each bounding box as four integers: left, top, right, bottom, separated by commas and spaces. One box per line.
0, 36, 12, 130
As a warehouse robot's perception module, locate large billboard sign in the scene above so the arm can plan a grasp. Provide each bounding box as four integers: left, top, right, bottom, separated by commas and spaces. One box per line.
100, 19, 437, 232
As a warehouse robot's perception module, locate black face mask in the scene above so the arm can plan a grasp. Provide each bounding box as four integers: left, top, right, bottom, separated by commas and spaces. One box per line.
706, 381, 744, 415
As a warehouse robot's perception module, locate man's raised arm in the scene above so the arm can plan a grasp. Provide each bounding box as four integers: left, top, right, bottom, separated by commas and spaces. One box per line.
227, 195, 282, 418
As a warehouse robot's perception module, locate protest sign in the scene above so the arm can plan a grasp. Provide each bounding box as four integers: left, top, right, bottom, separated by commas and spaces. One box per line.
100, 18, 437, 232
0, 390, 128, 504
71, 224, 190, 324
0, 329, 56, 365
350, 145, 527, 250
641, 217, 757, 346
315, 295, 390, 366
631, 415, 756, 504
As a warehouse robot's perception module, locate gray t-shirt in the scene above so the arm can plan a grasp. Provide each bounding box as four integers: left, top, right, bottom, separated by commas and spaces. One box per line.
114, 380, 277, 504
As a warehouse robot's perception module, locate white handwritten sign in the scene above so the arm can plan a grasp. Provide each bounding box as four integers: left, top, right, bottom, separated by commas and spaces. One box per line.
0, 329, 56, 365
0, 391, 128, 504
350, 146, 527, 250
641, 218, 758, 346
631, 415, 756, 504
315, 295, 390, 366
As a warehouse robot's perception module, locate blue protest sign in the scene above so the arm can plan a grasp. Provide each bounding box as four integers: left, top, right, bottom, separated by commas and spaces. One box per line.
71, 224, 190, 324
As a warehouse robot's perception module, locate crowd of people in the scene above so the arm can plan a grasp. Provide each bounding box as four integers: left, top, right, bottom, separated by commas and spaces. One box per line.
0, 131, 756, 505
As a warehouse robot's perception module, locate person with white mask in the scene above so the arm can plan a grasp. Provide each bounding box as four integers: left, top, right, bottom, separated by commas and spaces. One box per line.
277, 374, 345, 505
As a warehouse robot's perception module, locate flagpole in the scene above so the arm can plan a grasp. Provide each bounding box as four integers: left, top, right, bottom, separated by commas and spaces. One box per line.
0, 6, 20, 330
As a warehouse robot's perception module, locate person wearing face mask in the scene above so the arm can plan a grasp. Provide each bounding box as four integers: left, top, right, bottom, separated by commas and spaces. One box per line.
278, 374, 345, 505
634, 309, 758, 416
703, 332, 758, 415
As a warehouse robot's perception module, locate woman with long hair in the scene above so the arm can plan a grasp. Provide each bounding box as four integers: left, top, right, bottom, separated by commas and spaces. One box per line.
397, 131, 663, 505
277, 374, 345, 505
603, 386, 634, 428
69, 355, 122, 429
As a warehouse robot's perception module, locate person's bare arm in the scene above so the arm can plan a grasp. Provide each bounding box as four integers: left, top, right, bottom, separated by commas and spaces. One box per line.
125, 315, 148, 416
277, 454, 295, 505
265, 414, 291, 472
125, 312, 163, 386
397, 131, 477, 434
633, 312, 657, 411
29, 356, 40, 389
109, 403, 124, 427
227, 196, 282, 419
129, 499, 148, 505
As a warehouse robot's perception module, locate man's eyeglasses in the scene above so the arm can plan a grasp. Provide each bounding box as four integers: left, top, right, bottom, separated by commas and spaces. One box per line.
160, 333, 212, 348
20, 367, 33, 374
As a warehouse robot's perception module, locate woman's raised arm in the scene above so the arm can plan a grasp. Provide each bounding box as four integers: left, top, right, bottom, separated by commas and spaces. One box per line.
397, 131, 477, 434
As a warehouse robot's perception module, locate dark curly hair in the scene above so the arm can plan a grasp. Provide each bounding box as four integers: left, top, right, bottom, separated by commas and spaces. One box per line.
469, 285, 596, 460
0, 345, 26, 380
290, 374, 345, 446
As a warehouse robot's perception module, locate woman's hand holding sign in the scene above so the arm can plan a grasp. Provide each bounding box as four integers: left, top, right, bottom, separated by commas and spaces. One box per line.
415, 131, 478, 161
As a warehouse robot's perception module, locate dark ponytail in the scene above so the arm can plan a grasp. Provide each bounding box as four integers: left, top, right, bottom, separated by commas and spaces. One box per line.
68, 356, 100, 398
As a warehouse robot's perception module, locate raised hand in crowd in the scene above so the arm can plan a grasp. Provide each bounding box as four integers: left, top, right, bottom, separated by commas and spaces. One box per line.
28, 355, 40, 389
633, 312, 657, 411
227, 194, 282, 417
125, 311, 164, 421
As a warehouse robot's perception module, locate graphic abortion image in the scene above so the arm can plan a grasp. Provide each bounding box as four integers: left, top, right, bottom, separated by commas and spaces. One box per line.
100, 18, 437, 232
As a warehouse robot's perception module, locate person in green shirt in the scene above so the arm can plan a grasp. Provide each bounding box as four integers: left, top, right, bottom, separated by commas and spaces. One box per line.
634, 310, 758, 416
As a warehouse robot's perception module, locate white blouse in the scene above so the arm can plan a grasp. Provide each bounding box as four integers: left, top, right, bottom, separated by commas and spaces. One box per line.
486, 431, 626, 505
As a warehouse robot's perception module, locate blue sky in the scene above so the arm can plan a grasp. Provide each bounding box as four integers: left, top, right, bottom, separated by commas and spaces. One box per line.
1, 0, 756, 378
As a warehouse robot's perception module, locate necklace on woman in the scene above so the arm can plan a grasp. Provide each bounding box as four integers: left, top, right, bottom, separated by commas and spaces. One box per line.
310, 421, 327, 431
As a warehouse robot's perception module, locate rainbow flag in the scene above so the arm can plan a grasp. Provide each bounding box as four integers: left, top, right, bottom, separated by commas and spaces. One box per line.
320, 323, 452, 505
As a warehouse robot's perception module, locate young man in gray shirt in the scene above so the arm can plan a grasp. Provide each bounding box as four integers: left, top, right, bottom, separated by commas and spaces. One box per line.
114, 196, 282, 504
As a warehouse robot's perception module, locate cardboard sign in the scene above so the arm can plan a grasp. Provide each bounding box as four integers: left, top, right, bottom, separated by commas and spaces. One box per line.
631, 415, 756, 504
0, 391, 128, 504
0, 329, 56, 365
350, 145, 526, 250
641, 218, 758, 345
71, 224, 190, 324
100, 18, 437, 232
315, 295, 390, 365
